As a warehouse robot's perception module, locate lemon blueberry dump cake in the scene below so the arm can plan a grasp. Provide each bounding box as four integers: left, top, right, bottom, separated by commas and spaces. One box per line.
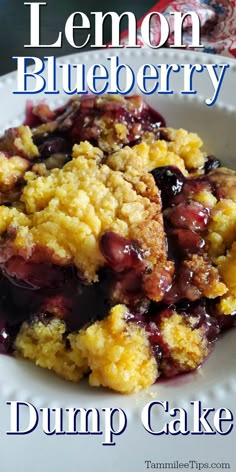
0, 95, 235, 394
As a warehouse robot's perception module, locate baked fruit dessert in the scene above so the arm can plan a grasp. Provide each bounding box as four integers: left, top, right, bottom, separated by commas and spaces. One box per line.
0, 95, 235, 394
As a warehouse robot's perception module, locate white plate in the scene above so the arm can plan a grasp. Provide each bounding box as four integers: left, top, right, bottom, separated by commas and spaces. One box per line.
0, 48, 236, 472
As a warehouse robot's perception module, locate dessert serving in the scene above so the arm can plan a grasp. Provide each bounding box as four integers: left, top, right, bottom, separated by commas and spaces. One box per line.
0, 94, 235, 394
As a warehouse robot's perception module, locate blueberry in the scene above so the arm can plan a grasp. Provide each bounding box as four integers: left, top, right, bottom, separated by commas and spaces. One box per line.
165, 202, 209, 231
99, 232, 144, 272
39, 136, 67, 158
151, 166, 185, 208
204, 155, 221, 174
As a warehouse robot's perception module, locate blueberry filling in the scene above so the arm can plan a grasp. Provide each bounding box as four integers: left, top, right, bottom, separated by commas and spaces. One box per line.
0, 264, 112, 353
24, 95, 166, 158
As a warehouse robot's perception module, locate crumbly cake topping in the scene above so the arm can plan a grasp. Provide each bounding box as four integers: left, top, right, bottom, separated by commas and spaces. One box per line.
0, 125, 39, 159
0, 153, 30, 192
215, 243, 236, 314
74, 304, 158, 394
0, 140, 172, 291
204, 168, 236, 314
15, 317, 88, 382
0, 94, 235, 394
133, 140, 188, 175
15, 305, 158, 394
159, 311, 209, 373
161, 127, 205, 170
207, 199, 236, 257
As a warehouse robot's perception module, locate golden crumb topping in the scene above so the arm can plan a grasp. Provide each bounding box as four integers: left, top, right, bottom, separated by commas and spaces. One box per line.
73, 305, 158, 394
0, 153, 30, 192
160, 312, 209, 370
216, 243, 236, 314
207, 199, 236, 257
133, 140, 188, 175
164, 128, 205, 170
0, 140, 171, 290
15, 318, 88, 382
184, 255, 227, 299
0, 125, 39, 159
192, 189, 217, 210
15, 305, 158, 393
14, 126, 39, 159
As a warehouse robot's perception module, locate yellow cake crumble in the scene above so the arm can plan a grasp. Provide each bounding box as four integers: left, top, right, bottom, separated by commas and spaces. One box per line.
183, 255, 227, 299
0, 152, 30, 192
73, 305, 158, 394
133, 140, 188, 175
15, 305, 158, 394
205, 193, 236, 313
192, 189, 217, 210
216, 243, 236, 314
14, 126, 39, 159
15, 317, 88, 382
0, 140, 172, 292
164, 128, 205, 170
160, 312, 209, 371
0, 125, 39, 159
207, 199, 236, 257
